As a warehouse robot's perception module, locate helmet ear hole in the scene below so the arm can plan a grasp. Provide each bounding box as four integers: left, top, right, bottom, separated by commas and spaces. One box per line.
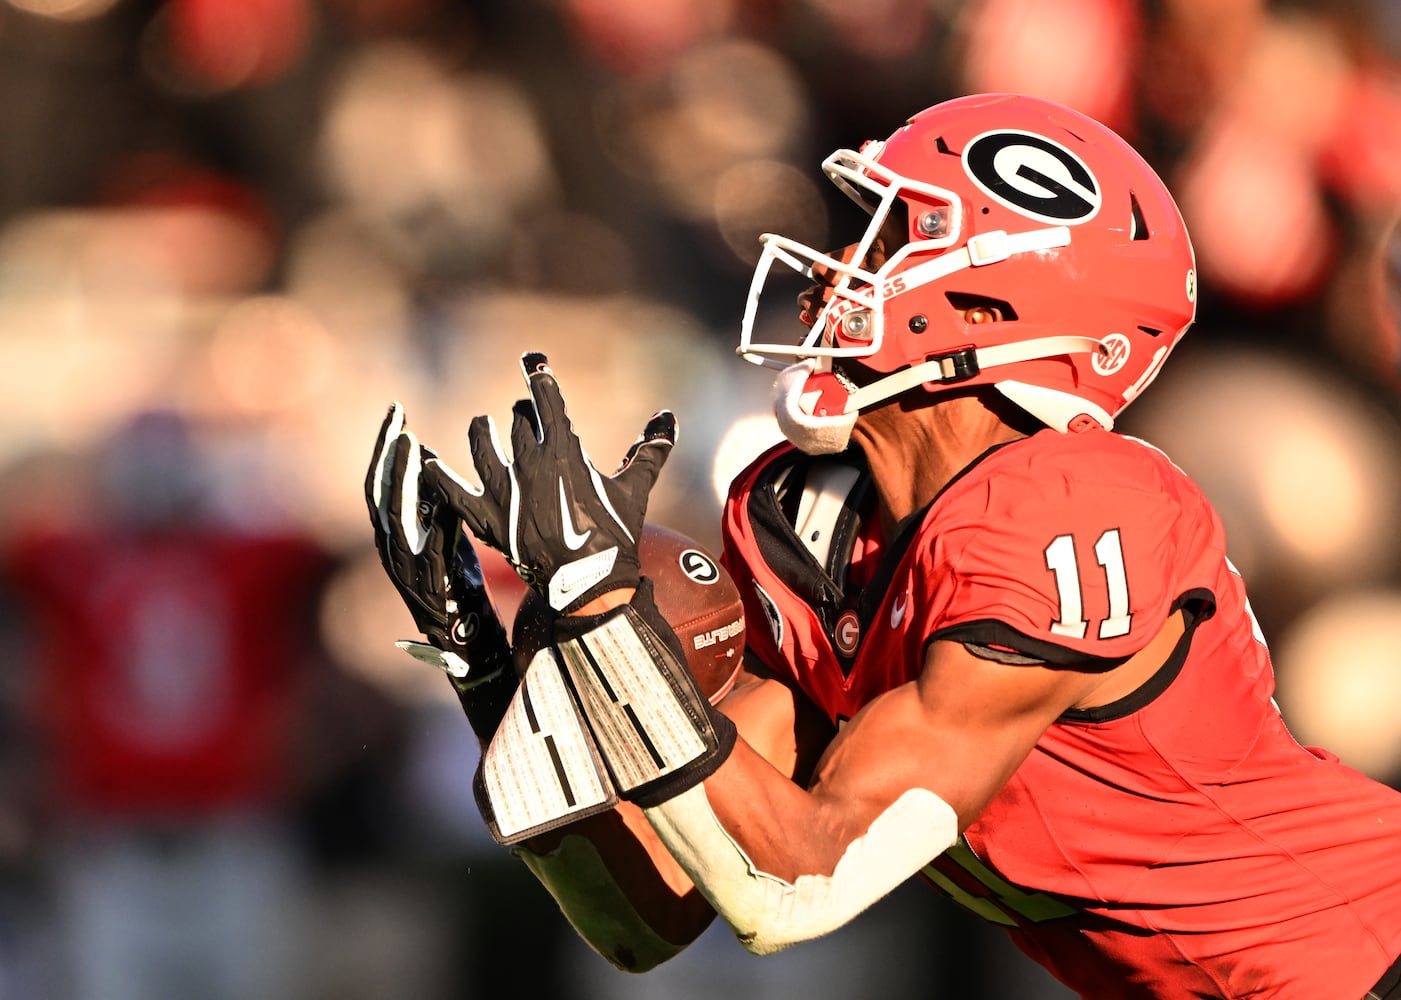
945, 291, 1018, 321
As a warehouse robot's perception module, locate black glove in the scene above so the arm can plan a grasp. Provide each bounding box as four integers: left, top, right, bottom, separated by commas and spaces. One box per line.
424, 352, 677, 613
365, 402, 517, 739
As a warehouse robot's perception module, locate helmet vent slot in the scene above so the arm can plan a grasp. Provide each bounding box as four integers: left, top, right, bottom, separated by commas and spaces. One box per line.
935, 136, 955, 156
1137, 325, 1162, 337
1130, 192, 1149, 241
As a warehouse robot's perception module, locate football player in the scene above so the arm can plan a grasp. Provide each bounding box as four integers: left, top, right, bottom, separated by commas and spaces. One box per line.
370, 94, 1401, 999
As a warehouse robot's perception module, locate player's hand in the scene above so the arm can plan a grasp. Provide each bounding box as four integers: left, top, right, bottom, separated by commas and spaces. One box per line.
365, 403, 511, 690
424, 352, 677, 613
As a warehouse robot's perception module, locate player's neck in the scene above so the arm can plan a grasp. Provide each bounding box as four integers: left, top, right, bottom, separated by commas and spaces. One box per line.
853, 393, 1028, 532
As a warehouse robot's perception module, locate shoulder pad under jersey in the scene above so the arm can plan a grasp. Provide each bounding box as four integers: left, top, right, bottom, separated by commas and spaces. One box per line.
720, 443, 875, 682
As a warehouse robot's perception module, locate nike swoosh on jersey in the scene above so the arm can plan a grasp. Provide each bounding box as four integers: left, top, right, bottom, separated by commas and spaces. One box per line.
890, 593, 908, 629
559, 480, 592, 551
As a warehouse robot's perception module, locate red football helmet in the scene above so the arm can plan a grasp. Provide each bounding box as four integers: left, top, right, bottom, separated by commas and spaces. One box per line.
739, 93, 1197, 451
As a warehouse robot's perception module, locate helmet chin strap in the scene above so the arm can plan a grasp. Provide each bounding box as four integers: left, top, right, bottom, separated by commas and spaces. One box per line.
772, 361, 858, 455
772, 335, 1103, 454
844, 335, 1103, 411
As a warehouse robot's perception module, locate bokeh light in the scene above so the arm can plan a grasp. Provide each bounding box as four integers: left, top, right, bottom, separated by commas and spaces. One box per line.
593, 38, 808, 219
1128, 346, 1401, 603
562, 0, 737, 77
1176, 119, 1334, 307
1275, 589, 1401, 782
205, 295, 337, 416
713, 159, 828, 268
4, 0, 119, 21
320, 45, 555, 271
960, 0, 1141, 132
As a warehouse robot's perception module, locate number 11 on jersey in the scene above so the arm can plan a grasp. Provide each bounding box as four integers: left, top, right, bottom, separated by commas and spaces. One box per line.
1044, 529, 1132, 641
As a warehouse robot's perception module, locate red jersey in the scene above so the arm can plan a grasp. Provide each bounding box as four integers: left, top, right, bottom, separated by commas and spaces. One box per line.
721, 429, 1401, 999
6, 527, 330, 818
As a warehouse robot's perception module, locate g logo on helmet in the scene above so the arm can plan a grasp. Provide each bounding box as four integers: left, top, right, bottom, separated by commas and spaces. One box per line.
962, 130, 1101, 226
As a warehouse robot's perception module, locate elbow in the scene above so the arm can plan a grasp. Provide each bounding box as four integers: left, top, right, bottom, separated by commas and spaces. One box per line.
722, 907, 840, 957
735, 928, 801, 957
601, 942, 675, 974
567, 918, 691, 974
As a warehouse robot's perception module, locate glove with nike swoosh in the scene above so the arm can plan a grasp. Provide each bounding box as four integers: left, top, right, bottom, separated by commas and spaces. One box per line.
428, 353, 734, 812
366, 402, 518, 740
424, 352, 677, 614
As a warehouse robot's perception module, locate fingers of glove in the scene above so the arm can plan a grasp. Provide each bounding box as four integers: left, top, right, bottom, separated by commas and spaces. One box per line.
366, 402, 407, 532
423, 474, 460, 549
467, 415, 511, 504
387, 430, 431, 557
613, 410, 677, 499
519, 352, 574, 457
423, 454, 505, 552
509, 399, 542, 468
627, 410, 678, 460
379, 442, 422, 603
420, 443, 452, 513
417, 496, 453, 611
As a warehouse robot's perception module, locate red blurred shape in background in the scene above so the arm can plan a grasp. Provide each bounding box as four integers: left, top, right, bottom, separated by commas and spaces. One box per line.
168, 0, 313, 91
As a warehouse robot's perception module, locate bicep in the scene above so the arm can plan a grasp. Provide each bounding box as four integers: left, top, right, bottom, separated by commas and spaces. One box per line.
806, 638, 1095, 834
720, 656, 836, 786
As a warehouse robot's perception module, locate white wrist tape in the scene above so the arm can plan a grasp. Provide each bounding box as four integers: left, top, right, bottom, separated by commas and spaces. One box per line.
513, 834, 685, 973
643, 784, 958, 955
475, 648, 618, 844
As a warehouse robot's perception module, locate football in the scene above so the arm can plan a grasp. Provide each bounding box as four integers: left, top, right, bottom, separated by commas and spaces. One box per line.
509, 524, 746, 704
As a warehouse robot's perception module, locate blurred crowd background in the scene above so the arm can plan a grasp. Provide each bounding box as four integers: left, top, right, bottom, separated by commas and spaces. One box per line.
0, 0, 1400, 997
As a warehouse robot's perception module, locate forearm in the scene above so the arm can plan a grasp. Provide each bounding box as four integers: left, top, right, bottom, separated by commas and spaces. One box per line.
639, 710, 957, 955
642, 760, 955, 954
514, 802, 715, 971
477, 614, 720, 970
664, 735, 848, 880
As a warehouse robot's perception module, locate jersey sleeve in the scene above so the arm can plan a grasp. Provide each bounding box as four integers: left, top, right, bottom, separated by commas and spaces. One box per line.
919, 433, 1217, 665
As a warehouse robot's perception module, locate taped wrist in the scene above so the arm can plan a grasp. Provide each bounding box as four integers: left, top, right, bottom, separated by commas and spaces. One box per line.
552, 579, 736, 809
452, 662, 519, 740
446, 607, 517, 738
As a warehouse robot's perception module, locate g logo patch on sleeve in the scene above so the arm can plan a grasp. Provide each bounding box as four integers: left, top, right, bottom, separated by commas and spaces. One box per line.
962, 130, 1101, 225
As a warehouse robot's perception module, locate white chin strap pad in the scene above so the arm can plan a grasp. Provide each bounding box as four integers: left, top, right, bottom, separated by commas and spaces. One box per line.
772, 361, 857, 456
